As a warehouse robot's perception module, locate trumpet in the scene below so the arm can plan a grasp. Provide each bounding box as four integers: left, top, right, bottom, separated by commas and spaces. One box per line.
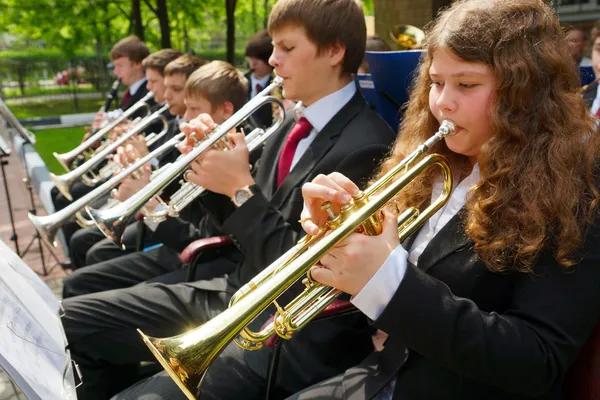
0, 98, 36, 144
138, 120, 456, 399
28, 132, 186, 248
157, 125, 279, 221
50, 103, 170, 200
86, 77, 286, 244
53, 91, 155, 171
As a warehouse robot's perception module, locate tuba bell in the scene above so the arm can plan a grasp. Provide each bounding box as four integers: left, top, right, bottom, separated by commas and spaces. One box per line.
138, 120, 457, 399
389, 24, 425, 50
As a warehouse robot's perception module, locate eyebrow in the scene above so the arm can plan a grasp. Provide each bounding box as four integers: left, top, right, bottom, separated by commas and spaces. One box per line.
429, 71, 488, 78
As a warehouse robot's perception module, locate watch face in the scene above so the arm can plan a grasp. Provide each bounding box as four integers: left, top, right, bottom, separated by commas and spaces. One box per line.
234, 189, 252, 206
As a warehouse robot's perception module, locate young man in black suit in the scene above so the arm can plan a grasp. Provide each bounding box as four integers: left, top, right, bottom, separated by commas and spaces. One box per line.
62, 1, 395, 398
584, 22, 600, 111
244, 29, 275, 129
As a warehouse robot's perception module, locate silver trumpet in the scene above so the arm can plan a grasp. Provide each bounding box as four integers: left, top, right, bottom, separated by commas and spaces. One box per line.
165, 125, 275, 220
87, 77, 286, 244
28, 132, 185, 248
0, 98, 36, 144
50, 103, 170, 200
53, 91, 155, 171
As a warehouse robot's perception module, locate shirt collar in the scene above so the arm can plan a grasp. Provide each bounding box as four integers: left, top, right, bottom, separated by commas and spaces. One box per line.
129, 77, 147, 95
595, 82, 600, 102
294, 81, 357, 133
251, 73, 271, 88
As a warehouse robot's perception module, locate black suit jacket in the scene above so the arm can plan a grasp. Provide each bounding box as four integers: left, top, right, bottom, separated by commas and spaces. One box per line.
583, 81, 597, 109
194, 92, 395, 392
244, 71, 274, 129
341, 210, 600, 400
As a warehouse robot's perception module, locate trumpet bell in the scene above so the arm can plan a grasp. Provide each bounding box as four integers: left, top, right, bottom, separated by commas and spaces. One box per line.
49, 172, 74, 201
27, 212, 58, 248
389, 24, 425, 50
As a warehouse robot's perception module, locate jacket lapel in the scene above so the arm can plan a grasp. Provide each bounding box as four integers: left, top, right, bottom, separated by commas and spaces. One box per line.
270, 93, 366, 208
416, 210, 471, 273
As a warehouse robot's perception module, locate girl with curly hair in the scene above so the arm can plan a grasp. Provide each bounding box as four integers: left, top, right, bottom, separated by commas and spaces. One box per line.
293, 0, 600, 398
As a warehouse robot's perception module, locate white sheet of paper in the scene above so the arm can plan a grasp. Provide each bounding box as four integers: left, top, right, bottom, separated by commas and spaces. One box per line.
0, 240, 77, 399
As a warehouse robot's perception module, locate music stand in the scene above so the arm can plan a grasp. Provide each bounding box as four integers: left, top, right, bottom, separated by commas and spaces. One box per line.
0, 135, 20, 256
0, 99, 60, 276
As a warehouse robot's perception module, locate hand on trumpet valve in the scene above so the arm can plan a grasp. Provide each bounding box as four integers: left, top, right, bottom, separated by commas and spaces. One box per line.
123, 134, 149, 159
179, 114, 255, 198
91, 111, 107, 131
301, 172, 401, 296
112, 147, 151, 202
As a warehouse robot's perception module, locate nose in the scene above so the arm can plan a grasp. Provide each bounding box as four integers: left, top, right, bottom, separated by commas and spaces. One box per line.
435, 85, 457, 114
269, 51, 279, 68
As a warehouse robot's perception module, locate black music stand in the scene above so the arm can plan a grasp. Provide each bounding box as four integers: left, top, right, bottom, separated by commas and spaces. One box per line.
0, 99, 61, 276
0, 135, 19, 255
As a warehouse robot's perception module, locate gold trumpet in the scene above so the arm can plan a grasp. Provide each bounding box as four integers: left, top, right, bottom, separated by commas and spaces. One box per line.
53, 92, 154, 171
138, 120, 457, 399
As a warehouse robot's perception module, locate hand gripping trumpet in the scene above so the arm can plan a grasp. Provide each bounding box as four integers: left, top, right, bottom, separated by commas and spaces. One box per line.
86, 77, 286, 244
163, 126, 278, 221
53, 91, 155, 171
137, 120, 456, 399
28, 132, 186, 248
50, 103, 170, 200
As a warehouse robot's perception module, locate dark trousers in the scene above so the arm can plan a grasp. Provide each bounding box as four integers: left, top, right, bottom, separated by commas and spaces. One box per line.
69, 221, 156, 270
51, 181, 99, 247
62, 271, 237, 400
111, 342, 295, 400
62, 245, 183, 298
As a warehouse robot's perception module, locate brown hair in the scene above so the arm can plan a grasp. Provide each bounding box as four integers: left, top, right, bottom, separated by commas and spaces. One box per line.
142, 49, 183, 75
164, 54, 206, 79
245, 30, 273, 65
184, 61, 248, 112
110, 36, 150, 63
267, 0, 366, 74
374, 0, 600, 273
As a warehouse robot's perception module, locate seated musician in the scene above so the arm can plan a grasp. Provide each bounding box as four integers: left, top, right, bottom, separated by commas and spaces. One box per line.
64, 49, 204, 269
62, 59, 247, 298
584, 21, 600, 113
61, 0, 396, 398
113, 1, 600, 399
66, 48, 184, 269
49, 39, 158, 250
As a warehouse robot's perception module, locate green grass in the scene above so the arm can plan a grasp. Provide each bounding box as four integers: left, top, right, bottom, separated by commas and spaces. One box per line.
2, 84, 96, 98
7, 98, 105, 120
33, 126, 85, 174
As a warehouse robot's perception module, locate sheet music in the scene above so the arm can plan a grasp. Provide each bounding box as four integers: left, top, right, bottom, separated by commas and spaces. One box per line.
0, 240, 77, 399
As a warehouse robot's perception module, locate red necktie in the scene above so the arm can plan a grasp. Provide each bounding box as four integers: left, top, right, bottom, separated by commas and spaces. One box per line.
255, 83, 264, 96
595, 107, 600, 119
277, 117, 313, 187
121, 88, 131, 109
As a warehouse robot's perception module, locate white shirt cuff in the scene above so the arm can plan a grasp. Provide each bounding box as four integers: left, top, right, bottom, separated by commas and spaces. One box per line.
350, 244, 408, 321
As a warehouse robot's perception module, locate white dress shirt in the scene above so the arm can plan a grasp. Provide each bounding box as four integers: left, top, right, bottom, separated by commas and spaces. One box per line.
249, 73, 272, 99
289, 81, 356, 171
351, 163, 481, 399
580, 56, 593, 68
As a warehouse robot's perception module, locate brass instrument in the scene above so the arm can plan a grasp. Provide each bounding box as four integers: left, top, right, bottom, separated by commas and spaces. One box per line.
86, 77, 286, 244
138, 120, 456, 399
53, 91, 155, 171
50, 103, 170, 200
28, 132, 185, 248
0, 98, 36, 144
389, 24, 425, 50
164, 125, 279, 220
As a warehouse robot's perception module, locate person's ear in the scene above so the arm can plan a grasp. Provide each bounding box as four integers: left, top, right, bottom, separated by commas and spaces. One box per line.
328, 41, 346, 68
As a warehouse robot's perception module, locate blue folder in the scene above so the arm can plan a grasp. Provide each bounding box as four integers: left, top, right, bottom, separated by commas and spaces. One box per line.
365, 50, 424, 132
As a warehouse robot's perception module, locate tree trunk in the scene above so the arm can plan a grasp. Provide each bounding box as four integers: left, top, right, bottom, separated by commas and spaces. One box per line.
156, 0, 171, 48
226, 0, 237, 64
132, 0, 145, 39
251, 0, 257, 32
263, 0, 269, 28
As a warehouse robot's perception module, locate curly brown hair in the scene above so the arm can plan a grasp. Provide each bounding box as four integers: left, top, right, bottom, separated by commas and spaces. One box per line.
374, 0, 600, 273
